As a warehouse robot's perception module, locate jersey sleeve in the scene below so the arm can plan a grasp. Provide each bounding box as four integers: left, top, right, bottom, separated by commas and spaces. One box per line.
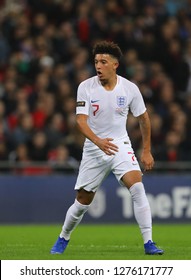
76, 82, 90, 115
129, 83, 146, 117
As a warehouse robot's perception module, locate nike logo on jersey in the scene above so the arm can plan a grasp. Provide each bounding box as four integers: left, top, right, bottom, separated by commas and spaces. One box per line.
91, 100, 99, 103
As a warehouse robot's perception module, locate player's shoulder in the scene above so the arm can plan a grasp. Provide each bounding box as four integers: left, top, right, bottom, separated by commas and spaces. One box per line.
78, 76, 98, 89
119, 75, 139, 90
119, 75, 141, 97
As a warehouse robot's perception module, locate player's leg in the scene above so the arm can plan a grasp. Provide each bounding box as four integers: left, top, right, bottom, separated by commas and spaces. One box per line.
112, 143, 164, 254
122, 170, 152, 243
50, 189, 95, 254
60, 189, 95, 240
122, 170, 164, 255
50, 154, 110, 254
60, 155, 110, 240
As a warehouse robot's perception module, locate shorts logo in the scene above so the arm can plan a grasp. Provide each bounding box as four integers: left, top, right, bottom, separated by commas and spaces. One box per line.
77, 101, 86, 107
117, 96, 127, 108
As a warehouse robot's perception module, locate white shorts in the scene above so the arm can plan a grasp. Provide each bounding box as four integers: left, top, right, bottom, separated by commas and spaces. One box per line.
74, 141, 141, 192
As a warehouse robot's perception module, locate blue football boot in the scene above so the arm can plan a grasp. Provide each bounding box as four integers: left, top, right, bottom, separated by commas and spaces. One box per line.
144, 240, 164, 255
50, 236, 69, 254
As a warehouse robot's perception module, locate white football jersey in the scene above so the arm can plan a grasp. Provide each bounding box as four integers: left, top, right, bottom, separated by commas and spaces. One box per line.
76, 75, 146, 156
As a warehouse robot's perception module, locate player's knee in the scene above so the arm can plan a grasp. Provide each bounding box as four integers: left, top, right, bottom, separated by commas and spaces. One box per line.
76, 189, 95, 205
122, 170, 142, 189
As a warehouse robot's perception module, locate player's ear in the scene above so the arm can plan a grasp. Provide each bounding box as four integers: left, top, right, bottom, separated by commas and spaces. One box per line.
114, 61, 119, 70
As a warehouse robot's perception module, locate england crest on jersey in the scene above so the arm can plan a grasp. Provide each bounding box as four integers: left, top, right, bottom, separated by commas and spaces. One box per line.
117, 96, 127, 108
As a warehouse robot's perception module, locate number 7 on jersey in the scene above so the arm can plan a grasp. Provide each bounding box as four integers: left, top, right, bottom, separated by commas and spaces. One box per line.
92, 104, 99, 116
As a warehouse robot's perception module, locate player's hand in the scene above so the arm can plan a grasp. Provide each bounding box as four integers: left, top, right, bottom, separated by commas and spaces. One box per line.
96, 138, 119, 156
140, 150, 154, 171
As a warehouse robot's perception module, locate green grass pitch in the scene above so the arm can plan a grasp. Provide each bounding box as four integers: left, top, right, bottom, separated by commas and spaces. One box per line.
0, 224, 191, 260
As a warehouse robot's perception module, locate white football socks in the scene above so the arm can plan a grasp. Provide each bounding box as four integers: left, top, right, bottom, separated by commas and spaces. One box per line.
60, 183, 152, 244
129, 182, 152, 244
60, 199, 89, 240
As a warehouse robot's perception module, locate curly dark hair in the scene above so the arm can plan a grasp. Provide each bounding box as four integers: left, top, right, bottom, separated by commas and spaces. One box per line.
92, 41, 122, 62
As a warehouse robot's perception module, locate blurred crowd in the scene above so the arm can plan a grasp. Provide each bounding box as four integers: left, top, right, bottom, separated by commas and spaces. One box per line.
0, 0, 191, 174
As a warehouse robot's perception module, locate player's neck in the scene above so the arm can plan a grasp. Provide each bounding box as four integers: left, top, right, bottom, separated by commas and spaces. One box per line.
100, 75, 118, 91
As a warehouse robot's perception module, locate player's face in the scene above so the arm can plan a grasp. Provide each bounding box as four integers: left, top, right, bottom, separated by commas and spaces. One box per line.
94, 54, 118, 83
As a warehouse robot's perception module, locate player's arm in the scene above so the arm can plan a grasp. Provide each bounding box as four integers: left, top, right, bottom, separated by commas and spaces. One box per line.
137, 111, 154, 171
76, 114, 118, 156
